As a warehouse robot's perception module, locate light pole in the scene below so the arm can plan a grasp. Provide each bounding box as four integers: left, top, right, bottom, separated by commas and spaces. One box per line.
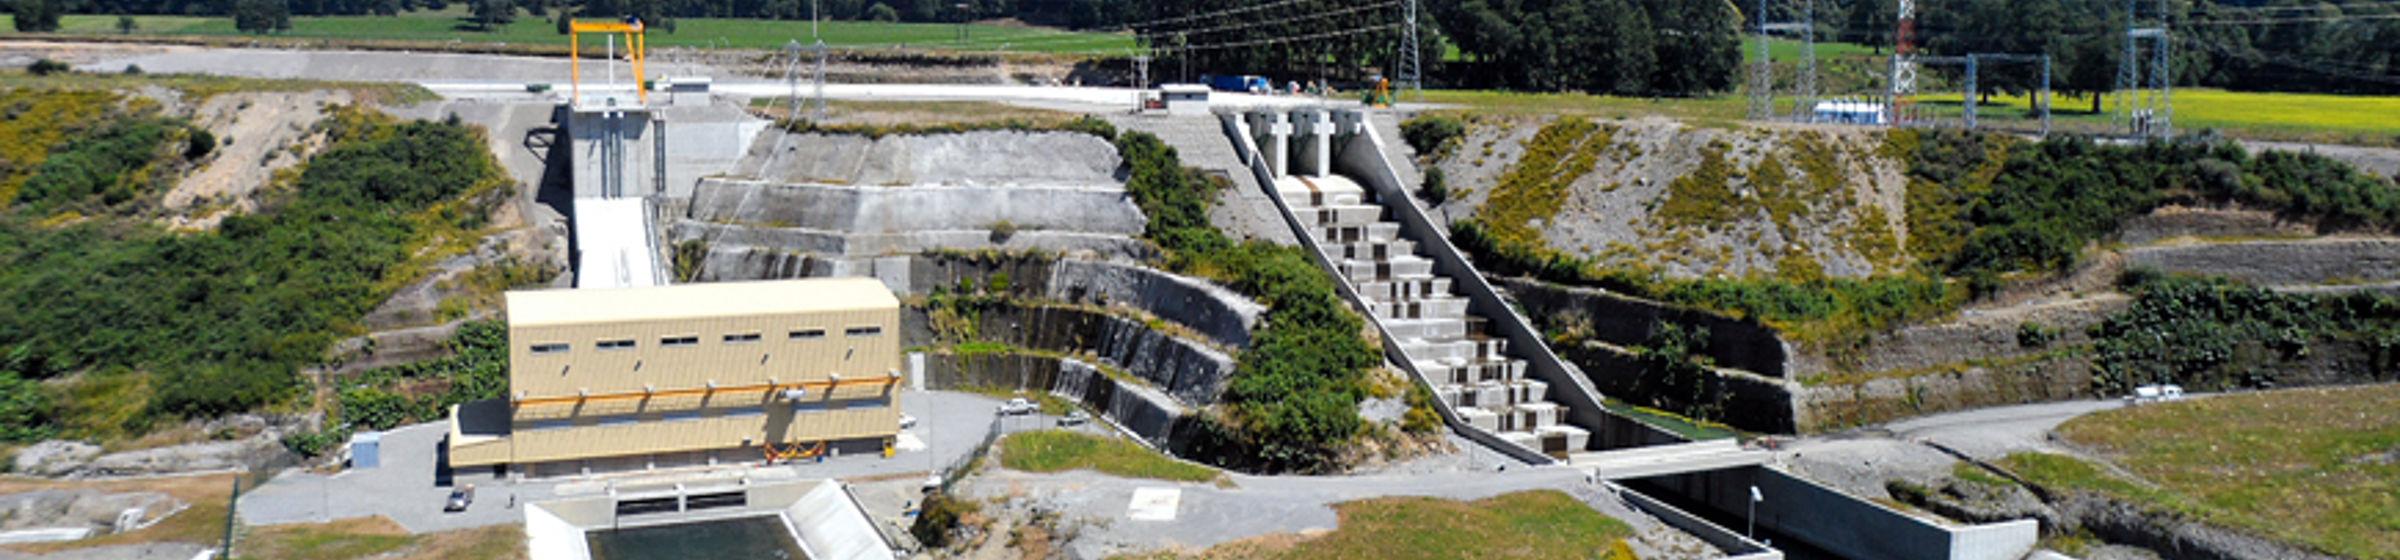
1747, 485, 1763, 539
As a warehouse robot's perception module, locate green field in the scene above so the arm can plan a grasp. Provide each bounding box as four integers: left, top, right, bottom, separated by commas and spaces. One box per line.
1170, 490, 1637, 559
1743, 37, 1881, 64
2001, 384, 2400, 559
0, 8, 1135, 54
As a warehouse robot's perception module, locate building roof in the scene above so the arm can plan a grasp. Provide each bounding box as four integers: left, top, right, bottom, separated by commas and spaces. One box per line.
506, 277, 897, 327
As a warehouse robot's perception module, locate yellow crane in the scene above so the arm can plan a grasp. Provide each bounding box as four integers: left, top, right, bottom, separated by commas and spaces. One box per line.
568, 18, 649, 105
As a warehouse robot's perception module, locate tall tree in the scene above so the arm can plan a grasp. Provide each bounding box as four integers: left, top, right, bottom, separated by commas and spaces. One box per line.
470, 0, 512, 30
232, 0, 289, 33
11, 0, 63, 32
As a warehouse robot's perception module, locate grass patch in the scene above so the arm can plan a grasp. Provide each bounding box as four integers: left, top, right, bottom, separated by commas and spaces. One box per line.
235, 516, 526, 560
2010, 384, 2400, 559
999, 429, 1220, 483
1180, 490, 1635, 559
0, 70, 438, 105
236, 517, 413, 560
3, 9, 1133, 54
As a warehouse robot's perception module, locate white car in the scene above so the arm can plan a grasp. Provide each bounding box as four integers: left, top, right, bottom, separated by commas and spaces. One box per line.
997, 398, 1038, 416
898, 414, 918, 429
1057, 410, 1091, 427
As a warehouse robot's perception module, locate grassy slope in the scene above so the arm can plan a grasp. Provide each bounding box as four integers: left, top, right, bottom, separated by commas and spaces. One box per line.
235, 517, 526, 560
999, 429, 1221, 483
1186, 490, 1636, 560
1, 8, 1134, 53
2004, 384, 2400, 559
0, 472, 236, 555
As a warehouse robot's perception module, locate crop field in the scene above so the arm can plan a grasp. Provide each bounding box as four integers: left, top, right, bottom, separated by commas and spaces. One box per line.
0, 8, 1135, 54
2003, 384, 2400, 559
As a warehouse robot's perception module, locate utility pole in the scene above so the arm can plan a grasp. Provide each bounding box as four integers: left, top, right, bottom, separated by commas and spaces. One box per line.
1747, 0, 1773, 120
1795, 0, 1817, 121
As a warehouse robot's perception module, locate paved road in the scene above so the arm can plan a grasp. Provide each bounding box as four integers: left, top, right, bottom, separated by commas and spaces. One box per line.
238, 390, 1015, 533
1772, 398, 2126, 498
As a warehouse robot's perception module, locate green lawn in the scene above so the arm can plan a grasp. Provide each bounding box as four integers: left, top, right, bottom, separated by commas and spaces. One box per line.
1182, 490, 1636, 559
2000, 384, 2400, 559
998, 429, 1222, 483
1742, 37, 1881, 63
1, 8, 1135, 54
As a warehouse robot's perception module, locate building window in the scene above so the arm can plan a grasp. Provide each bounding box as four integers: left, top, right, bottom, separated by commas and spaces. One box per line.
597, 416, 638, 427
724, 407, 766, 417
788, 329, 826, 340
793, 400, 836, 412
530, 343, 571, 355
597, 339, 637, 351
526, 419, 571, 431
662, 410, 703, 422
849, 397, 890, 409
723, 332, 763, 344
844, 326, 883, 337
661, 335, 700, 347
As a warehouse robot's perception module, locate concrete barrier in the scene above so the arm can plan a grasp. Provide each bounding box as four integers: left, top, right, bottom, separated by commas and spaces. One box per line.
1596, 481, 1782, 560
1631, 466, 2038, 560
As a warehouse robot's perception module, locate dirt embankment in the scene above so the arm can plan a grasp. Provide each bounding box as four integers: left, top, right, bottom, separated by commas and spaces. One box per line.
162, 90, 350, 230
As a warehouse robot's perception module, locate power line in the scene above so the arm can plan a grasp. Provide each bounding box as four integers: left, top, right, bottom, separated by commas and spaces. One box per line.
1170, 22, 1403, 52
1124, 0, 1322, 32
1146, 0, 1399, 40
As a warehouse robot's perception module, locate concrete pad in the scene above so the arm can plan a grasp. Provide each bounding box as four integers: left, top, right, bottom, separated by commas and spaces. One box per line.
1126, 487, 1181, 521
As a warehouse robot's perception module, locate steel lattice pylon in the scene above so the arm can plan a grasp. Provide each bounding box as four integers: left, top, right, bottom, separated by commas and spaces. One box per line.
1890, 0, 1917, 124
2115, 0, 2172, 139
1748, 0, 1774, 120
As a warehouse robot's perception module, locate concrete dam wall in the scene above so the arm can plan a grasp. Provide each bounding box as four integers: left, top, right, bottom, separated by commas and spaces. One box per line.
687, 179, 1146, 236
916, 352, 1191, 448
737, 130, 1121, 187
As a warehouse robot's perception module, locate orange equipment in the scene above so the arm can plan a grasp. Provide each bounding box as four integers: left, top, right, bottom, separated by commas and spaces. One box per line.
569, 18, 649, 105
764, 441, 826, 463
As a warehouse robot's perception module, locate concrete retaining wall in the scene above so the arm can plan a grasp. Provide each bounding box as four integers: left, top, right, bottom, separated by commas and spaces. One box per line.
688, 178, 1145, 236
1596, 481, 1782, 560
915, 352, 1189, 447
1493, 277, 1792, 378
1632, 466, 2037, 560
1558, 342, 1801, 435
737, 130, 1121, 188
904, 302, 1237, 404
2124, 237, 2400, 286
1797, 355, 2094, 432
1045, 259, 1264, 348
673, 220, 1151, 259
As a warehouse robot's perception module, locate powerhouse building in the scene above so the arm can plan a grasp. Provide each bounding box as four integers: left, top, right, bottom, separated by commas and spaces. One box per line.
446, 277, 903, 476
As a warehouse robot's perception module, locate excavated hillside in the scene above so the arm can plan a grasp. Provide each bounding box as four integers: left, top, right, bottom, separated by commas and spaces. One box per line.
1430, 113, 2400, 431
1430, 116, 1909, 281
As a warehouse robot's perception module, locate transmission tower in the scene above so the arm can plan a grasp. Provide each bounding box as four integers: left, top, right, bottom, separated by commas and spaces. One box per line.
1890, 0, 1917, 124
1747, 0, 1774, 120
1405, 0, 1423, 100
2116, 0, 2172, 139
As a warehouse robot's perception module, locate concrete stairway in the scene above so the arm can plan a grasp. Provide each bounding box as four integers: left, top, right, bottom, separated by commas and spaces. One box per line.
1272, 172, 1591, 454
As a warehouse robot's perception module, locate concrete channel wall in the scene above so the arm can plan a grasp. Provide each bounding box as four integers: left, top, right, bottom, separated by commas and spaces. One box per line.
1493, 277, 1792, 377
915, 352, 1190, 447
688, 179, 1146, 236
1632, 466, 2037, 560
1596, 481, 1783, 560
1321, 112, 1619, 458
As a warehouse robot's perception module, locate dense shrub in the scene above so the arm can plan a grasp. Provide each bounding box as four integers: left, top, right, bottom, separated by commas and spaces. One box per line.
17, 117, 208, 215
2091, 271, 2400, 394
1399, 115, 1465, 159
0, 370, 57, 443
1903, 130, 2400, 280
26, 59, 70, 76
0, 106, 505, 423
1419, 166, 1448, 204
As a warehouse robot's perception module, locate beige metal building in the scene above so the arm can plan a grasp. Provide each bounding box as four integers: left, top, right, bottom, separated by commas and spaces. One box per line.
447, 277, 903, 477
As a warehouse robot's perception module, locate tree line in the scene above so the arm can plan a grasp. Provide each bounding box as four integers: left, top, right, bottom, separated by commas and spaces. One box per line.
1828, 0, 2399, 98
